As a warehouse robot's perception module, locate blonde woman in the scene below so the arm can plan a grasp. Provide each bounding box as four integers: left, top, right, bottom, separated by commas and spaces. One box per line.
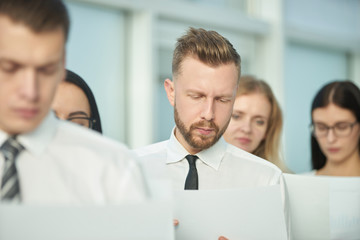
223, 75, 290, 172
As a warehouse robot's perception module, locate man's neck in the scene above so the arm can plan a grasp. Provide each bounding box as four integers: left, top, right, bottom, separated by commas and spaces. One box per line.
174, 128, 202, 155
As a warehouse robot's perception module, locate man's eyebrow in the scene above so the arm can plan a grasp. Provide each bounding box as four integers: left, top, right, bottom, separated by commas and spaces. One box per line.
187, 90, 233, 98
187, 89, 202, 94
68, 111, 89, 118
0, 58, 20, 64
0, 58, 59, 68
38, 60, 60, 68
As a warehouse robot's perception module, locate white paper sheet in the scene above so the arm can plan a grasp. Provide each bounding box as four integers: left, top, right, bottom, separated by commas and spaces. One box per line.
284, 173, 330, 240
0, 201, 174, 240
173, 185, 287, 240
328, 177, 360, 239
0, 180, 174, 240
285, 174, 360, 240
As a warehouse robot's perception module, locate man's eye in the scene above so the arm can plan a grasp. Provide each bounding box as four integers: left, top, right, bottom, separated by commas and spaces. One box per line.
190, 95, 201, 99
218, 98, 230, 103
38, 65, 57, 75
0, 63, 19, 73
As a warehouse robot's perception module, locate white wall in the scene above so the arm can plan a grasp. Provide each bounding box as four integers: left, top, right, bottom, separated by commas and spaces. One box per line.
284, 44, 348, 173
285, 0, 360, 40
65, 1, 126, 142
283, 0, 359, 172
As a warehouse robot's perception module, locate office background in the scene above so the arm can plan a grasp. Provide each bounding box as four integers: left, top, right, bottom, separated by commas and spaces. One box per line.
64, 0, 360, 173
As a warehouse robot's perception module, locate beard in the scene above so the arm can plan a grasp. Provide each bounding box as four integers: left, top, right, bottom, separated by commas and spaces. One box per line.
174, 106, 229, 151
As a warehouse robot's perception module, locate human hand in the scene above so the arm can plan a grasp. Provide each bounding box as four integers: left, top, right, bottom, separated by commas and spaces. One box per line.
173, 220, 228, 240
218, 236, 229, 240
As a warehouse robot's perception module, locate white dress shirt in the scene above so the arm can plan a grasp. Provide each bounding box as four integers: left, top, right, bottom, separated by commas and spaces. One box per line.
134, 129, 291, 238
0, 112, 148, 204
134, 128, 283, 190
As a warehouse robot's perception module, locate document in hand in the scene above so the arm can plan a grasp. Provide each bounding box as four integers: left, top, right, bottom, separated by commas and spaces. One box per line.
0, 201, 174, 240
0, 181, 174, 240
284, 173, 330, 240
284, 173, 360, 240
173, 185, 287, 240
328, 176, 360, 239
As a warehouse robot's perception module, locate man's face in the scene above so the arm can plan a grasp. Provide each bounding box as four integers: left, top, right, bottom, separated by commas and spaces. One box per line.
0, 16, 66, 135
164, 56, 238, 154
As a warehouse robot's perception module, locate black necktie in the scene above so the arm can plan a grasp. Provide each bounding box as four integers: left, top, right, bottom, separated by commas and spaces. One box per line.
0, 137, 24, 202
184, 155, 199, 190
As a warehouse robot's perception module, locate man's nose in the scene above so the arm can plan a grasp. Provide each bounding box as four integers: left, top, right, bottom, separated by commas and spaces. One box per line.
201, 99, 215, 121
19, 69, 39, 102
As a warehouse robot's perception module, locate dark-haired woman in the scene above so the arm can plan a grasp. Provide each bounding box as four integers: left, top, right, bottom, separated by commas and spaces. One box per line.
309, 80, 360, 176
52, 69, 102, 133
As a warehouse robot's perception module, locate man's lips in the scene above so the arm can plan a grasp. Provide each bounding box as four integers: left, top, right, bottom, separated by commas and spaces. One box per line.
14, 108, 39, 119
196, 127, 214, 135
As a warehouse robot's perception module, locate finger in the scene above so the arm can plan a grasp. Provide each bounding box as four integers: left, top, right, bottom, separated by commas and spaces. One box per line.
173, 219, 179, 226
218, 236, 229, 240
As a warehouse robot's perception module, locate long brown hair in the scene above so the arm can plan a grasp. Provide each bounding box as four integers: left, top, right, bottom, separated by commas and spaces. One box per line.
237, 76, 290, 172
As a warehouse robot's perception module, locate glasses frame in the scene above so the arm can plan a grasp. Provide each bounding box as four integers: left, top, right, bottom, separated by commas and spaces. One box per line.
310, 121, 358, 138
66, 116, 96, 129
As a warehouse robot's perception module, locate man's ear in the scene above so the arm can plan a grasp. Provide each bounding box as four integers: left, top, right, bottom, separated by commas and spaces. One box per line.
61, 68, 66, 83
164, 78, 175, 107
60, 50, 66, 83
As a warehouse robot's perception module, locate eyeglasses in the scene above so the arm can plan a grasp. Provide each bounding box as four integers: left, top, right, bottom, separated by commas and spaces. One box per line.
310, 121, 358, 138
66, 116, 96, 129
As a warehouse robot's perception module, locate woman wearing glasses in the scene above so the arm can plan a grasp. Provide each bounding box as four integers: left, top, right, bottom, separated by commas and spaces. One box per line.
52, 70, 103, 133
309, 80, 360, 176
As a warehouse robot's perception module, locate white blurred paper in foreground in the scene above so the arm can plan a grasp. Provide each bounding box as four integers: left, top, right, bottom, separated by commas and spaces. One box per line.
284, 173, 360, 240
0, 180, 174, 240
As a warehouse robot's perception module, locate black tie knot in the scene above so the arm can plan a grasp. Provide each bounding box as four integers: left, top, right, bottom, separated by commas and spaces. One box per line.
186, 155, 198, 166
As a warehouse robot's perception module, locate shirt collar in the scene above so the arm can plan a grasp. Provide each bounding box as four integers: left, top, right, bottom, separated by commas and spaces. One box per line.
16, 111, 58, 156
0, 130, 9, 146
167, 128, 189, 163
166, 127, 227, 170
